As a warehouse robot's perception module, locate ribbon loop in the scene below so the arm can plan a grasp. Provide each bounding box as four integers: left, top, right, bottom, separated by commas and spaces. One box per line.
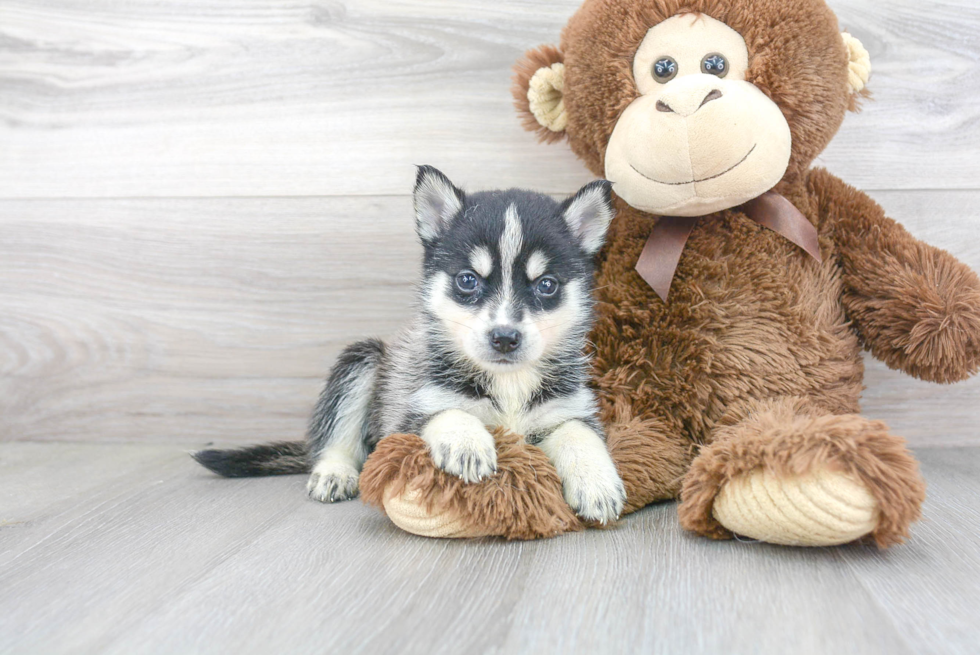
633, 191, 821, 302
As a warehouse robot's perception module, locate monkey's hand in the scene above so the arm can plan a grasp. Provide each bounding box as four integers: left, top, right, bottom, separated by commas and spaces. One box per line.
812, 169, 980, 383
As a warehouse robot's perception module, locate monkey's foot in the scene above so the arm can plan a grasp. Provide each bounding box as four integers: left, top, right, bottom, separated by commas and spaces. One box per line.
679, 398, 926, 548
359, 430, 582, 540
382, 487, 490, 538
711, 466, 879, 546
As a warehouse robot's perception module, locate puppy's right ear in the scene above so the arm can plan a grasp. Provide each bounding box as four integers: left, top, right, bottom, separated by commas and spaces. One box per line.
560, 180, 615, 255
414, 165, 465, 244
512, 45, 566, 144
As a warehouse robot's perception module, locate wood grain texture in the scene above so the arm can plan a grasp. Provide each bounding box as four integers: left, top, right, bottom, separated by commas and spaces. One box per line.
2, 1, 978, 652
0, 442, 180, 526
2, 190, 978, 446
836, 448, 980, 655
1, 442, 977, 654
0, 196, 419, 443
0, 0, 978, 198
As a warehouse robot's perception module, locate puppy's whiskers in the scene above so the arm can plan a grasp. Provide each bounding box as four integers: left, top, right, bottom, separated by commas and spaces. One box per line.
441, 317, 475, 332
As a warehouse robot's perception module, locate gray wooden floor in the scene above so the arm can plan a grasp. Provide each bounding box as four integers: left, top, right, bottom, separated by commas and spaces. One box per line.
1, 444, 978, 654
2, 0, 980, 653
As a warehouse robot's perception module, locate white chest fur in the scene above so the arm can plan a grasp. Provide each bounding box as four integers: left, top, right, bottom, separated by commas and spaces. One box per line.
409, 369, 596, 439
484, 368, 544, 435
481, 370, 596, 438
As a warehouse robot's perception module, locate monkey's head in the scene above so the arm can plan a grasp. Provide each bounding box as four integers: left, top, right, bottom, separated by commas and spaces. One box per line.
514, 0, 870, 217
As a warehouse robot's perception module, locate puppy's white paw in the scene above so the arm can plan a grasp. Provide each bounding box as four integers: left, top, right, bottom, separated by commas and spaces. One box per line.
422, 409, 497, 484
306, 454, 360, 503
562, 465, 626, 524
538, 420, 626, 524
432, 437, 497, 484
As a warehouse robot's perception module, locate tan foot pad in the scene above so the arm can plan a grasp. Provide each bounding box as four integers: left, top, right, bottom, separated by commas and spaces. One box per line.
382, 487, 492, 539
712, 467, 879, 547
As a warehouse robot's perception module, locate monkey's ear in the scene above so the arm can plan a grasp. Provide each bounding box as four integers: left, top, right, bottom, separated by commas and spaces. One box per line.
512, 45, 567, 143
842, 32, 871, 108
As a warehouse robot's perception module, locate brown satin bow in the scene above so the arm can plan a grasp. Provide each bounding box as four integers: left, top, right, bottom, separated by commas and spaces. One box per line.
634, 191, 822, 302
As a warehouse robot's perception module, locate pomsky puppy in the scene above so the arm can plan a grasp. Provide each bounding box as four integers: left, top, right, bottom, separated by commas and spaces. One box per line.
195, 166, 626, 523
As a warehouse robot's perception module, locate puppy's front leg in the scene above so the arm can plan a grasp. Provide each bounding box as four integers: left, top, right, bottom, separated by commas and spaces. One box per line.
307, 448, 361, 503
421, 409, 497, 483
537, 420, 626, 524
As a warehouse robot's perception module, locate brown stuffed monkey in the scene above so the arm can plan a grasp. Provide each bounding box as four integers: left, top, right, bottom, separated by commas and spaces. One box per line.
360, 0, 980, 547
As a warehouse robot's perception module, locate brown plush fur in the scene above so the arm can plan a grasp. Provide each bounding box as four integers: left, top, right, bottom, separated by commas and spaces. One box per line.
603, 401, 696, 513
361, 0, 980, 547
677, 396, 927, 548
514, 0, 851, 184
812, 168, 980, 384
360, 428, 584, 540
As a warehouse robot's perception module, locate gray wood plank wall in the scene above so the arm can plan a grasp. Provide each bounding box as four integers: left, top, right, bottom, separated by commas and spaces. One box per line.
1, 0, 979, 446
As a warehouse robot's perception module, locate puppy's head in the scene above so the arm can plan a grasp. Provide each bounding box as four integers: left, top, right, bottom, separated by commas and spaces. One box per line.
413, 165, 614, 373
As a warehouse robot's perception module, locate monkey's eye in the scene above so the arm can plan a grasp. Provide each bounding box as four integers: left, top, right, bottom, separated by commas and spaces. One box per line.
701, 53, 728, 78
652, 57, 678, 83
534, 276, 559, 297
455, 271, 480, 293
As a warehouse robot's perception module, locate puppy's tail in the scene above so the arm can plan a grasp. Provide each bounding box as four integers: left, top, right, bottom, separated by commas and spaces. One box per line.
193, 441, 310, 477
195, 338, 384, 479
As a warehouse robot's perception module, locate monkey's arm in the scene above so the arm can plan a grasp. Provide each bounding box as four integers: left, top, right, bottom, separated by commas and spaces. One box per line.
809, 168, 980, 383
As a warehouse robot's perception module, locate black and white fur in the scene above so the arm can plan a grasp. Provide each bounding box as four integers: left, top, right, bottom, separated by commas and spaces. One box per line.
195, 166, 626, 523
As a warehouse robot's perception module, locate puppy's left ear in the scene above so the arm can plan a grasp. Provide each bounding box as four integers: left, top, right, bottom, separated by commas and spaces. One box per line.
414, 165, 465, 244
560, 180, 615, 255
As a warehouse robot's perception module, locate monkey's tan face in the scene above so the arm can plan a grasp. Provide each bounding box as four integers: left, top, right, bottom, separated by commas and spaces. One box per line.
604, 14, 792, 217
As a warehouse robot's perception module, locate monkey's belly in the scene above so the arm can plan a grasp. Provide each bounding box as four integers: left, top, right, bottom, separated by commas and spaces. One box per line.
591, 217, 863, 440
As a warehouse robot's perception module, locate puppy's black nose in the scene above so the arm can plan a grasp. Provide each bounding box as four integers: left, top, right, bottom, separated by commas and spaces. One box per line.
489, 328, 521, 354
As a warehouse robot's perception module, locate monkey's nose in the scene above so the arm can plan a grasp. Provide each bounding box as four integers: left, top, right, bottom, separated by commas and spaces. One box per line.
699, 89, 723, 109
489, 328, 521, 354
656, 87, 723, 117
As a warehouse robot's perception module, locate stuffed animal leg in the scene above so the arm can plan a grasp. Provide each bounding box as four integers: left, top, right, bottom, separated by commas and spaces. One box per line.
359, 405, 692, 540
678, 397, 925, 547
359, 428, 583, 540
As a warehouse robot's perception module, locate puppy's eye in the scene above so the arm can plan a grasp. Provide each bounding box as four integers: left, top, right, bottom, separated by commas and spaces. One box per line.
701, 53, 728, 78
652, 57, 678, 83
455, 271, 480, 293
534, 276, 559, 297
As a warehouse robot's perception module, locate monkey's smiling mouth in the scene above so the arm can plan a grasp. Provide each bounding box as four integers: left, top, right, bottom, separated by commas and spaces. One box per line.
630, 144, 757, 186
